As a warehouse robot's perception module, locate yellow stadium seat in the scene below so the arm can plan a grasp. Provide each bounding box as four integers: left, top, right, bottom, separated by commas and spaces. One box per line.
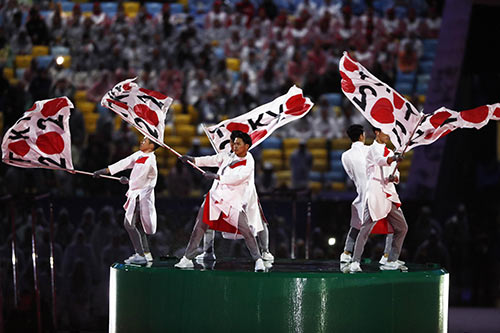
226, 57, 241, 71
310, 149, 327, 160
76, 101, 96, 114
31, 45, 49, 57
61, 55, 71, 68
284, 148, 296, 160
177, 124, 196, 145
197, 135, 212, 147
123, 2, 140, 17
307, 138, 327, 150
308, 181, 323, 193
276, 170, 291, 187
398, 159, 412, 172
8, 78, 19, 86
174, 114, 191, 126
165, 136, 183, 146
262, 149, 282, 160
283, 138, 301, 151
405, 150, 414, 159
3, 68, 14, 80
15, 55, 32, 69
332, 182, 346, 191
84, 113, 99, 134
171, 102, 183, 114
187, 104, 199, 123
165, 125, 173, 137
418, 95, 426, 104
74, 90, 87, 102
171, 146, 188, 156
331, 138, 351, 150
159, 168, 169, 177
114, 116, 122, 130
400, 170, 409, 182
264, 158, 283, 171
312, 158, 328, 172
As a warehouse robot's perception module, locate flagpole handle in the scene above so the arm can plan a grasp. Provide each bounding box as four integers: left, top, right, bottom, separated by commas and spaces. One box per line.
73, 169, 123, 181
160, 143, 206, 174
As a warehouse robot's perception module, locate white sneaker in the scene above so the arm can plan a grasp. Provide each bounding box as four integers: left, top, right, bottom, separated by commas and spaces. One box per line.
174, 256, 194, 269
379, 255, 389, 265
262, 251, 274, 262
144, 252, 153, 262
195, 252, 216, 261
263, 261, 273, 270
124, 253, 147, 265
349, 261, 362, 273
380, 261, 408, 271
340, 252, 352, 263
255, 258, 265, 272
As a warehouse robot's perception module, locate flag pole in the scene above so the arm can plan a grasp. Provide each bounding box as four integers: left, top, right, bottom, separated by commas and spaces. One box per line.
159, 142, 206, 174
391, 113, 425, 177
73, 169, 123, 181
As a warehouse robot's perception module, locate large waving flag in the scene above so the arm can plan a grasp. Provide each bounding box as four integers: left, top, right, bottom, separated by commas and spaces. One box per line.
2, 97, 74, 170
339, 52, 500, 152
101, 78, 173, 147
204, 85, 314, 153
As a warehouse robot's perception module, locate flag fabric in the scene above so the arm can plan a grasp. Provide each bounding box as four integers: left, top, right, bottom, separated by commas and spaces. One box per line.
2, 97, 74, 170
203, 85, 314, 153
339, 51, 500, 152
101, 78, 173, 147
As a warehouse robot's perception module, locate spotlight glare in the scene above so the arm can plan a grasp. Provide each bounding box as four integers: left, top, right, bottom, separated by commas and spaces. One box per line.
328, 237, 336, 246
56, 56, 64, 66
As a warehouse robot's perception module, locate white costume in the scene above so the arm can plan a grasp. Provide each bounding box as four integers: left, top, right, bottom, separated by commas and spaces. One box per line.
108, 150, 158, 234
365, 141, 401, 222
341, 141, 369, 229
195, 151, 263, 233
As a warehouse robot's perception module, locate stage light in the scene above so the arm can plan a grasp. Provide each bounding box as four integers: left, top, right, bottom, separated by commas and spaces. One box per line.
328, 237, 336, 246
56, 56, 64, 66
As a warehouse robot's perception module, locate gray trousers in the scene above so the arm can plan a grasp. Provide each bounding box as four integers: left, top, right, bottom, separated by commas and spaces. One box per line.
184, 202, 262, 261
353, 203, 408, 262
344, 227, 394, 255
201, 219, 270, 253
124, 197, 150, 256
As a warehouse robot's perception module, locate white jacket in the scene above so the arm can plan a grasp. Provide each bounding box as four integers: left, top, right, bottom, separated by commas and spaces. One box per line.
365, 141, 401, 222
341, 141, 369, 229
195, 152, 256, 231
108, 151, 158, 234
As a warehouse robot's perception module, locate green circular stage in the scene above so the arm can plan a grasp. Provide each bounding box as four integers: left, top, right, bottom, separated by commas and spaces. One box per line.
109, 259, 449, 333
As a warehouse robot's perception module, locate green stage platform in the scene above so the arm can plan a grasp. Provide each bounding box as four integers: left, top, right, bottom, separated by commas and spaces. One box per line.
109, 258, 449, 333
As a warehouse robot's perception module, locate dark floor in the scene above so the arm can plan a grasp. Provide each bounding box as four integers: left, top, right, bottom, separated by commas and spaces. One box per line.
449, 307, 500, 333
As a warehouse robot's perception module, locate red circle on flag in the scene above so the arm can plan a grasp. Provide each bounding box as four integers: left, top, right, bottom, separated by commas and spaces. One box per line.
340, 71, 355, 93
8, 140, 30, 157
227, 122, 250, 133
460, 105, 489, 124
134, 104, 159, 126
430, 111, 451, 128
41, 98, 68, 117
344, 56, 359, 72
250, 130, 267, 143
393, 92, 405, 109
36, 132, 65, 155
123, 83, 132, 90
139, 88, 167, 100
285, 94, 310, 116
370, 98, 394, 124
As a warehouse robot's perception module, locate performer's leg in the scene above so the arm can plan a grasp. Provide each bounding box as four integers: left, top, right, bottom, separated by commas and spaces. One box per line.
202, 229, 215, 253
124, 203, 145, 256
138, 224, 151, 254
344, 227, 360, 254
257, 222, 269, 253
386, 204, 408, 262
237, 211, 262, 261
352, 204, 377, 262
184, 203, 209, 259
383, 233, 394, 257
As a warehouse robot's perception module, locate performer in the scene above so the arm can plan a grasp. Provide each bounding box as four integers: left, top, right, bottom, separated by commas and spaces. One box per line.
196, 132, 274, 262
174, 131, 265, 271
94, 136, 159, 265
350, 127, 407, 272
340, 124, 397, 266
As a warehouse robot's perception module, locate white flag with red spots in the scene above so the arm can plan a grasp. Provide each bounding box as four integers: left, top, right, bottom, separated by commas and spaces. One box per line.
339, 52, 500, 152
101, 78, 173, 147
1, 97, 74, 170
203, 85, 314, 153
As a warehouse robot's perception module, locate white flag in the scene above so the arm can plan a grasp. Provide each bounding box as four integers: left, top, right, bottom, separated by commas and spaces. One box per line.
204, 85, 313, 153
101, 78, 173, 147
2, 97, 74, 170
339, 52, 500, 152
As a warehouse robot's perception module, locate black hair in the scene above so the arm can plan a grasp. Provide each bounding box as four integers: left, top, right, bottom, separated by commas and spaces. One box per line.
231, 130, 252, 147
372, 126, 381, 135
346, 124, 364, 142
152, 141, 161, 151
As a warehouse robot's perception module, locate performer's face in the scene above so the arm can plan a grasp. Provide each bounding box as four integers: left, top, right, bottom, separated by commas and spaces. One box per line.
232, 137, 249, 157
140, 137, 153, 152
377, 130, 390, 144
